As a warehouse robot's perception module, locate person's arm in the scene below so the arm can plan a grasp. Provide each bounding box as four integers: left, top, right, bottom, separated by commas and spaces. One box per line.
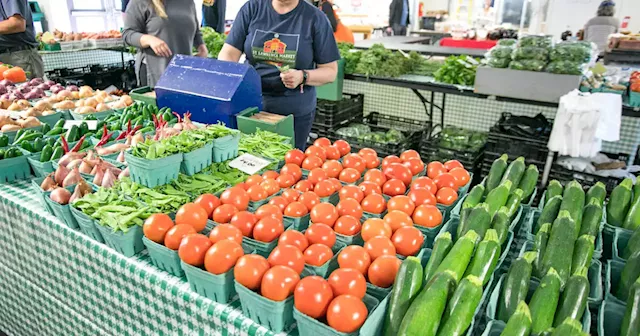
122, 1, 172, 57
321, 2, 338, 33
218, 44, 242, 62
0, 15, 25, 34
193, 8, 208, 57
217, 1, 250, 62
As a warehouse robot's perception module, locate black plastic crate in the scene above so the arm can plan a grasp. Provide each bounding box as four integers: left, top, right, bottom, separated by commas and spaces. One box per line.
315, 93, 364, 126
484, 112, 553, 163
420, 130, 486, 171
549, 152, 629, 192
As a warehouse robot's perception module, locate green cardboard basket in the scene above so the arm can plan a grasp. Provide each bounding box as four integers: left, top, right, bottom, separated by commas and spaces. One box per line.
362, 210, 387, 220
415, 210, 448, 248
125, 151, 182, 188
43, 187, 79, 229
0, 151, 31, 182
612, 229, 634, 262
294, 294, 379, 336
94, 224, 144, 257
236, 107, 295, 147
598, 299, 625, 336
69, 206, 104, 243
605, 259, 627, 306
235, 280, 295, 333
36, 112, 65, 127
31, 177, 54, 214
70, 109, 117, 121
181, 143, 213, 176
130, 86, 157, 106
303, 241, 346, 278
316, 59, 345, 101
27, 156, 54, 178
604, 221, 632, 260
284, 213, 311, 231
211, 133, 240, 163
143, 237, 183, 277
182, 261, 239, 303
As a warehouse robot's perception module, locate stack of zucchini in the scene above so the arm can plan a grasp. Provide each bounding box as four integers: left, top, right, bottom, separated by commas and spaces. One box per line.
383, 228, 504, 336
457, 154, 539, 244
606, 178, 640, 232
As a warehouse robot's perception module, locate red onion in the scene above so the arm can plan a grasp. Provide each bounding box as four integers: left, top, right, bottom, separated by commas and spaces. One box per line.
101, 169, 116, 189
40, 173, 56, 191
54, 165, 70, 185
58, 152, 85, 167
50, 187, 71, 205
78, 160, 93, 174
66, 158, 83, 170
62, 167, 81, 187
118, 167, 129, 179
93, 168, 105, 186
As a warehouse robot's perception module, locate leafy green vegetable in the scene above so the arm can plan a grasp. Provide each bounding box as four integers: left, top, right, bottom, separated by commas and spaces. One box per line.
512, 47, 549, 61
487, 57, 511, 68
518, 35, 553, 49
201, 161, 248, 186
116, 178, 192, 213
171, 173, 229, 195
550, 42, 592, 63
509, 59, 547, 72
238, 130, 292, 162
355, 44, 407, 78
338, 42, 362, 75
488, 46, 514, 59
497, 39, 517, 47
201, 27, 226, 58
434, 55, 479, 86
545, 61, 583, 75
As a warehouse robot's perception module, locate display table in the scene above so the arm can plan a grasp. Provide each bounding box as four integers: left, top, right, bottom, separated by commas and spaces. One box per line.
438, 38, 497, 49
0, 180, 289, 336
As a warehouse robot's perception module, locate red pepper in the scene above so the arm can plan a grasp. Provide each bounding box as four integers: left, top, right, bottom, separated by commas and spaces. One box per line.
94, 131, 113, 148
172, 112, 182, 123
60, 135, 69, 154
130, 125, 142, 136
152, 113, 159, 129
70, 135, 86, 152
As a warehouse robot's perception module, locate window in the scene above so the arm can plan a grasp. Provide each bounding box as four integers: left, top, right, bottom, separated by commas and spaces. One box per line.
72, 0, 103, 10
69, 0, 124, 32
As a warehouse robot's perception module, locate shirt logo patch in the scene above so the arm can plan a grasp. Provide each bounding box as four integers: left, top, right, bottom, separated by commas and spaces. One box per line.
251, 30, 299, 67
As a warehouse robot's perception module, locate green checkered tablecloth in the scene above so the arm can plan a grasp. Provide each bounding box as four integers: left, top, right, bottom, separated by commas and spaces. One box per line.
0, 180, 296, 336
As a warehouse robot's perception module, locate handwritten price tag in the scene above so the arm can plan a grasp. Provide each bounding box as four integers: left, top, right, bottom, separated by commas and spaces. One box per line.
63, 120, 98, 130
229, 154, 272, 175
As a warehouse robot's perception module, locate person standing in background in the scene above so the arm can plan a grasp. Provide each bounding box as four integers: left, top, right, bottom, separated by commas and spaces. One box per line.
0, 0, 44, 78
202, 0, 226, 33
388, 0, 409, 36
122, 0, 130, 11
318, 0, 354, 44
123, 0, 208, 87
583, 0, 619, 53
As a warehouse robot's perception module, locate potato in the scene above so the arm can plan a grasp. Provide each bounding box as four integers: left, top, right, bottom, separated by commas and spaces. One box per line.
75, 99, 85, 107
53, 100, 75, 110
7, 102, 21, 111
1, 124, 21, 132
84, 97, 98, 108
95, 103, 109, 112
16, 100, 31, 109
33, 100, 52, 112
41, 110, 56, 116
20, 108, 41, 117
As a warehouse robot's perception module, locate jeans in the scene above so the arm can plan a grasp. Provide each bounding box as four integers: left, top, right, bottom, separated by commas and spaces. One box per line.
263, 93, 316, 150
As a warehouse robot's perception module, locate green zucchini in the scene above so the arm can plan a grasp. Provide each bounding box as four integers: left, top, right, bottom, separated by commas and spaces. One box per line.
434, 230, 479, 283
464, 229, 501, 285
463, 203, 492, 240
486, 180, 512, 217
608, 178, 634, 227
550, 318, 584, 336
554, 266, 589, 327
529, 268, 562, 335
533, 223, 551, 278
398, 271, 456, 336
620, 276, 640, 336
497, 251, 537, 322
623, 194, 640, 231
437, 275, 483, 336
457, 204, 473, 242
491, 206, 511, 245
67, 125, 79, 142
486, 154, 509, 195
383, 256, 423, 336
500, 301, 532, 336
518, 164, 539, 202
579, 199, 602, 237
462, 184, 485, 209
40, 123, 51, 134
617, 250, 640, 302
504, 189, 524, 219
559, 181, 585, 236
501, 157, 526, 193
540, 211, 577, 287
570, 235, 594, 275
39, 145, 53, 162
634, 180, 640, 204
53, 119, 65, 129
546, 180, 564, 206
535, 195, 562, 235
45, 127, 64, 136
623, 228, 640, 260
50, 146, 63, 161
424, 232, 453, 283
586, 182, 607, 207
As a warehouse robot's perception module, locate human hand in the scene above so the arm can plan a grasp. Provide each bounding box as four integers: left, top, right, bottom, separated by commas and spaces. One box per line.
280, 70, 304, 89
146, 35, 172, 58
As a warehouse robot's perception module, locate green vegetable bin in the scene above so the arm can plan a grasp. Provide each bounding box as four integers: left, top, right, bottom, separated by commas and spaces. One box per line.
0, 150, 31, 182
211, 133, 240, 163
485, 274, 592, 334
294, 294, 380, 336
70, 109, 117, 121
598, 299, 625, 336
43, 187, 79, 229
605, 259, 626, 306
130, 86, 157, 106
284, 213, 311, 231
27, 156, 54, 178
612, 229, 634, 262
181, 143, 213, 176
31, 177, 54, 214
1, 125, 40, 143
315, 59, 345, 102
236, 107, 295, 147
630, 91, 640, 108
303, 241, 345, 278
604, 223, 632, 260
335, 231, 364, 247
362, 210, 387, 220
319, 192, 340, 206
69, 206, 104, 243
415, 212, 448, 249
36, 112, 65, 128
182, 262, 238, 303
94, 223, 144, 257
143, 237, 183, 277
125, 152, 182, 188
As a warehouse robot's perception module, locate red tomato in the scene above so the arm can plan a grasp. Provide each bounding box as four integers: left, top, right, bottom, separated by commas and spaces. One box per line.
294, 276, 334, 319
278, 230, 309, 252
333, 215, 362, 236
387, 195, 416, 216
324, 146, 341, 161
302, 155, 324, 170
364, 236, 396, 260
436, 187, 458, 206
299, 192, 321, 211
342, 154, 366, 174
361, 218, 392, 242
314, 180, 336, 198
285, 149, 305, 166
262, 171, 280, 180
361, 194, 387, 214
322, 160, 343, 179
339, 185, 365, 202
305, 223, 336, 248
268, 245, 305, 274
363, 169, 386, 187
381, 155, 402, 171
252, 216, 284, 242
276, 174, 296, 188
193, 194, 220, 217
383, 210, 413, 232
359, 181, 382, 197
235, 254, 270, 290
310, 203, 339, 227
230, 211, 258, 237
383, 163, 412, 187
336, 198, 363, 220
236, 182, 248, 191
314, 137, 332, 148
400, 149, 421, 162
175, 203, 208, 232
220, 187, 250, 211
143, 213, 174, 243
255, 204, 283, 221
307, 168, 328, 186
403, 158, 425, 176
412, 205, 443, 228
284, 201, 308, 218
178, 234, 213, 266
444, 159, 464, 171
245, 175, 264, 187
261, 265, 300, 301
328, 267, 367, 298
204, 239, 244, 274
450, 167, 471, 188
339, 168, 360, 184
267, 196, 288, 213
281, 164, 303, 182
368, 255, 401, 288
209, 224, 243, 245
260, 179, 281, 196
305, 145, 327, 161
382, 179, 407, 197
294, 180, 314, 193
281, 189, 301, 203
427, 161, 447, 179
408, 188, 437, 206
303, 243, 334, 266
411, 176, 438, 194
392, 226, 424, 257
358, 148, 377, 157
328, 178, 343, 191
247, 185, 268, 202
434, 173, 457, 191
213, 204, 239, 224
361, 153, 381, 169
333, 140, 351, 157
326, 295, 368, 333
164, 224, 196, 250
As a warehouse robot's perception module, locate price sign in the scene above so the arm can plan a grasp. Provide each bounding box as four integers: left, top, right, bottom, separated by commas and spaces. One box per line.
229, 154, 272, 175
63, 120, 98, 130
